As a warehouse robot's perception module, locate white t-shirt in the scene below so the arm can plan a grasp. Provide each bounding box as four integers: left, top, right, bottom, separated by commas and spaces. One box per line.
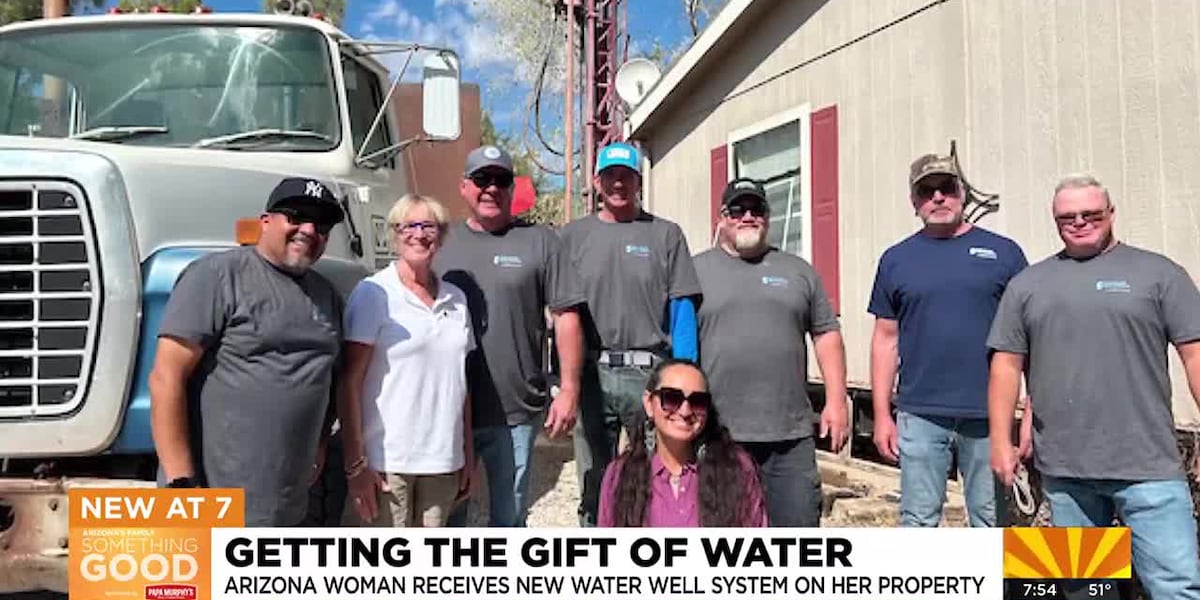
343, 263, 475, 475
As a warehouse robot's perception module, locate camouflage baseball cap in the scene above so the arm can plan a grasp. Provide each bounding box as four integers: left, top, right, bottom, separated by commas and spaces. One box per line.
909, 153, 960, 187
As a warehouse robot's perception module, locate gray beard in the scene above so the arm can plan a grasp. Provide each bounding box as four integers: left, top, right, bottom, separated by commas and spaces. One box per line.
733, 228, 765, 251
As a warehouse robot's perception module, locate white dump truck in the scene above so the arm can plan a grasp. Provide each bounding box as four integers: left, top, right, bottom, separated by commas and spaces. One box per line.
0, 8, 462, 593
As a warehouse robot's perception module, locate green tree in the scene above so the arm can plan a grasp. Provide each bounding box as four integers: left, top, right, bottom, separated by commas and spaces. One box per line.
117, 0, 204, 12
1, 0, 105, 26
481, 110, 565, 227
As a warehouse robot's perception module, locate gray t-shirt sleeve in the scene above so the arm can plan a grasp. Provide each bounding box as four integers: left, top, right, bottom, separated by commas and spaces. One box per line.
1160, 261, 1200, 345
666, 223, 702, 300
807, 270, 841, 334
544, 228, 585, 311
986, 278, 1029, 354
158, 256, 230, 348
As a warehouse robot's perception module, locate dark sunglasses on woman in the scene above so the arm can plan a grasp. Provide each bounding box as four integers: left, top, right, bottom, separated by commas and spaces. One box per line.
653, 386, 712, 413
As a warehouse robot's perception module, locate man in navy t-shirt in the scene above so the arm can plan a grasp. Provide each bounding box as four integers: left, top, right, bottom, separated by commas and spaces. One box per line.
868, 153, 1028, 527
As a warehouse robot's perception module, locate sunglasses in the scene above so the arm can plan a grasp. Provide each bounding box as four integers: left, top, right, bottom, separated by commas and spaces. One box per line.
653, 386, 712, 414
470, 171, 514, 190
726, 203, 767, 219
914, 178, 960, 199
271, 208, 334, 235
1054, 209, 1108, 226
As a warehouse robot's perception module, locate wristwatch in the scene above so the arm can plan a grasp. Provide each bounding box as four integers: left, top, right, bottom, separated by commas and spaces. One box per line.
167, 476, 197, 488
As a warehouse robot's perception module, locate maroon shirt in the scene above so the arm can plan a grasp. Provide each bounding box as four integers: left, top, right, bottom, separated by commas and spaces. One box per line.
596, 450, 768, 527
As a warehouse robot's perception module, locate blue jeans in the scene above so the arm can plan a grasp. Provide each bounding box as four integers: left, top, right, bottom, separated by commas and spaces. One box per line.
1043, 475, 1200, 600
446, 412, 544, 527
897, 410, 1002, 527
739, 437, 823, 526
575, 361, 654, 527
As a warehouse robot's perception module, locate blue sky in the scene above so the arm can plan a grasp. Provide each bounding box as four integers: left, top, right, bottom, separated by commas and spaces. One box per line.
90, 0, 708, 139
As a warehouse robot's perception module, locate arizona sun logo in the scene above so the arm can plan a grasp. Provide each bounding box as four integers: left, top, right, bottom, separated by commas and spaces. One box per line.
1003, 527, 1132, 579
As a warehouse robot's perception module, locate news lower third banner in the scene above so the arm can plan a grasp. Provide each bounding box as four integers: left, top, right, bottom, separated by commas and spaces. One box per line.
68, 489, 1133, 600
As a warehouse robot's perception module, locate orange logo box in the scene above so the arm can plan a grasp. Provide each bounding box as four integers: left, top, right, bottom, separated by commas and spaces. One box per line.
68, 488, 244, 600
1003, 527, 1132, 580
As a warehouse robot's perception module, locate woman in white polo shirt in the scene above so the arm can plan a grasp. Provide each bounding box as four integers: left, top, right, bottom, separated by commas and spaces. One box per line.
338, 194, 475, 527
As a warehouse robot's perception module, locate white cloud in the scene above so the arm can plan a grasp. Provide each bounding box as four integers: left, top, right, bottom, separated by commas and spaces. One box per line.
351, 0, 571, 177
357, 0, 514, 81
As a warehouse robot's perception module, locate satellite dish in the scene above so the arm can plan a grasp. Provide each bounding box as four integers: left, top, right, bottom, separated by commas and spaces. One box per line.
615, 58, 662, 109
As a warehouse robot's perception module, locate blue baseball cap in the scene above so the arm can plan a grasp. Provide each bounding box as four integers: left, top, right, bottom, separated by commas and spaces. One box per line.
596, 142, 641, 174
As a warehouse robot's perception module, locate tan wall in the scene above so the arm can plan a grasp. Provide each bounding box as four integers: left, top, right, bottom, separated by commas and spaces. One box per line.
634, 0, 1200, 428
394, 83, 482, 222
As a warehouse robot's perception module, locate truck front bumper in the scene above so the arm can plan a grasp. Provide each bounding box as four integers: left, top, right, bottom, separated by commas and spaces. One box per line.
0, 477, 155, 594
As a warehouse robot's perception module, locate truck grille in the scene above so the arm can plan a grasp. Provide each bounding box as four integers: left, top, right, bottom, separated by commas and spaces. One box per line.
0, 182, 99, 418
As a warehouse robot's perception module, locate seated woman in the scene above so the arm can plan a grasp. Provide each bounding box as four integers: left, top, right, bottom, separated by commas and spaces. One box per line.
597, 358, 768, 527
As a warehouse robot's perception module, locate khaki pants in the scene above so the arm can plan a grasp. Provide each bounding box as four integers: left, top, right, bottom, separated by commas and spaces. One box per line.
344, 472, 459, 527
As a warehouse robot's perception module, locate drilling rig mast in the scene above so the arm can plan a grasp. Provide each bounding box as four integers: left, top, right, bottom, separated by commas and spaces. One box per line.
558, 0, 627, 217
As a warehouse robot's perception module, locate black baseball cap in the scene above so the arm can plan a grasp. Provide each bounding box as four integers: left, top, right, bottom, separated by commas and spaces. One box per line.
265, 177, 345, 224
722, 178, 768, 208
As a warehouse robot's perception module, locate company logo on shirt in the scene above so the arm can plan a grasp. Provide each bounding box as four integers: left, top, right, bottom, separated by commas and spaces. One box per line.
311, 305, 337, 336
1096, 280, 1132, 293
493, 255, 524, 268
761, 276, 789, 288
625, 244, 651, 258
969, 247, 998, 260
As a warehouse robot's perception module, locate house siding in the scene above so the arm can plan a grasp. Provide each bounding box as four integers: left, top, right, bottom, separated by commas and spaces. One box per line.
632, 0, 1200, 428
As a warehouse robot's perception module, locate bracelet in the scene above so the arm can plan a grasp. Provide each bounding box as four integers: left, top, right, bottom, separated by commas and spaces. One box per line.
345, 455, 367, 478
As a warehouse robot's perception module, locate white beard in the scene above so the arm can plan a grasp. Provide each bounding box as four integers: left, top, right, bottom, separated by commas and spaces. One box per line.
733, 227, 765, 251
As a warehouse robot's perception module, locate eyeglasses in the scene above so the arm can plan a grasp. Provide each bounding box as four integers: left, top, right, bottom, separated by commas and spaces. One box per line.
470, 171, 514, 190
393, 221, 441, 236
653, 386, 712, 414
1054, 209, 1108, 226
271, 208, 334, 235
914, 179, 961, 199
725, 203, 767, 219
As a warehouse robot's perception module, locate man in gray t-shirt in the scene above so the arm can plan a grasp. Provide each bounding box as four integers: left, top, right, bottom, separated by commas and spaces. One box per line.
435, 145, 585, 528
559, 142, 703, 527
987, 174, 1200, 599
150, 177, 345, 527
695, 178, 848, 527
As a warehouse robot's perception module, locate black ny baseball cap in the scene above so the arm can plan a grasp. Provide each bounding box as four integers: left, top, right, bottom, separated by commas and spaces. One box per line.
265, 177, 345, 225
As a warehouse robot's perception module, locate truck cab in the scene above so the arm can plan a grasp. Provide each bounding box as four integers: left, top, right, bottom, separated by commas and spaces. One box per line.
0, 10, 460, 593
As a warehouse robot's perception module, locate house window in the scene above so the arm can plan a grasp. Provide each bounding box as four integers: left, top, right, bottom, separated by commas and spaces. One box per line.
728, 108, 811, 260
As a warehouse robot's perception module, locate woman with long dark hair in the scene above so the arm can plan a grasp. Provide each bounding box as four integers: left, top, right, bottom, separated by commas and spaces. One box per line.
597, 358, 768, 527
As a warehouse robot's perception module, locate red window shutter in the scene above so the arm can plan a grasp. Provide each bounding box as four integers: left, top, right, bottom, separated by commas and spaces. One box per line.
709, 145, 729, 238
810, 105, 840, 314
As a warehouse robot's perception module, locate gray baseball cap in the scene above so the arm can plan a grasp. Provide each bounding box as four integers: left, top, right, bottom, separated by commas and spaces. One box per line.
464, 145, 514, 176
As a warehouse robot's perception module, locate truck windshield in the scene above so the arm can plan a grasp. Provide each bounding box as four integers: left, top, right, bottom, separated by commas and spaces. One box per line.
0, 23, 340, 150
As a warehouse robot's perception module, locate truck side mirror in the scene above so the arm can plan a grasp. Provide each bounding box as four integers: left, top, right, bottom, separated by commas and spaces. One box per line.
422, 52, 460, 141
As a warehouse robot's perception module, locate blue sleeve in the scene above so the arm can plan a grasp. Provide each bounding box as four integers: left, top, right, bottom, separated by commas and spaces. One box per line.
867, 253, 896, 319
669, 297, 698, 361
1010, 242, 1030, 277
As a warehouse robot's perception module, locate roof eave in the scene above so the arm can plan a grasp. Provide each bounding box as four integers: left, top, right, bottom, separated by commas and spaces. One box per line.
627, 0, 762, 138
